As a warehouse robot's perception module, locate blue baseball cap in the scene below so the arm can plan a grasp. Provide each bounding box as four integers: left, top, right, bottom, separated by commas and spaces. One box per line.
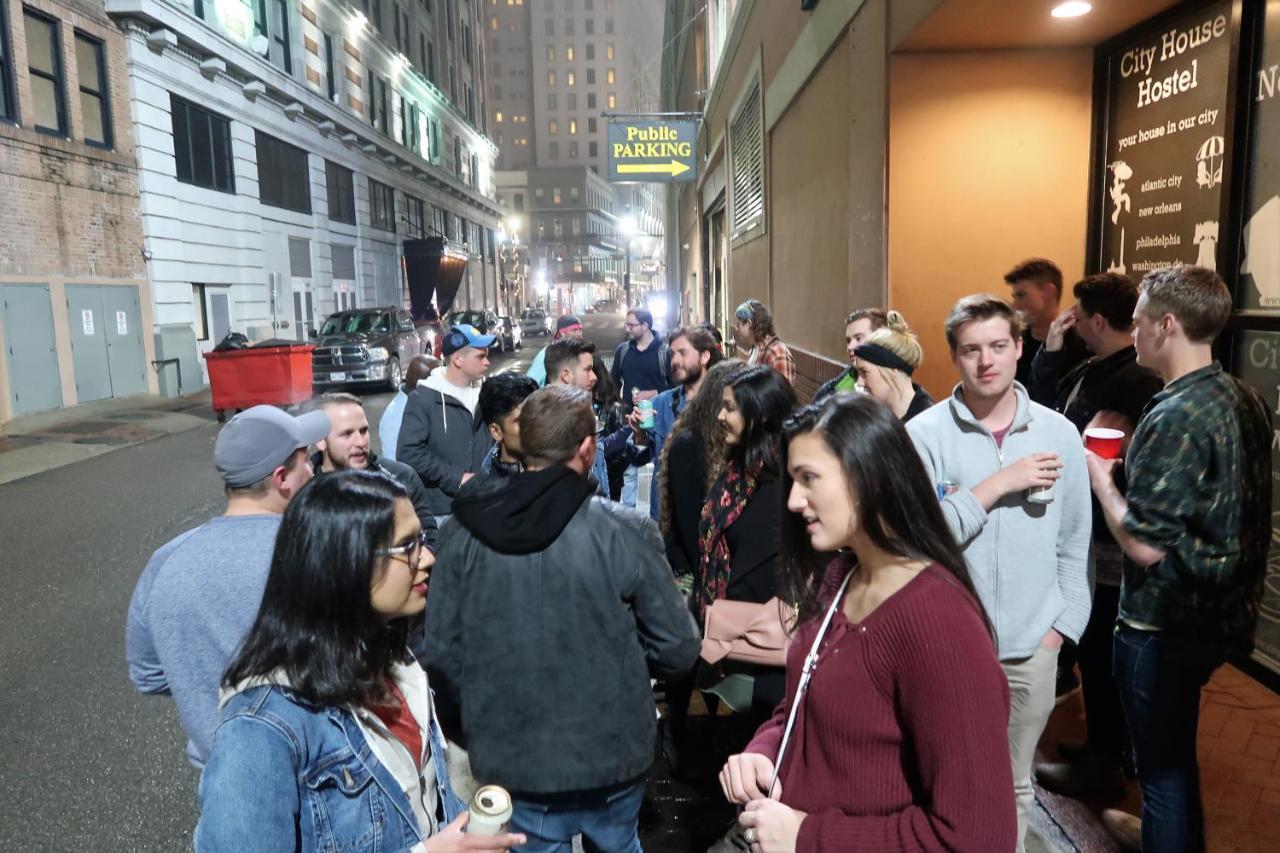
441, 323, 496, 356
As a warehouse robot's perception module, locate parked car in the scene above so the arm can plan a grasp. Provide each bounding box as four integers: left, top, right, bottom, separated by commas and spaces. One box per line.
593, 298, 620, 314
448, 309, 505, 351
498, 316, 522, 352
311, 307, 426, 391
520, 307, 553, 337
413, 307, 445, 359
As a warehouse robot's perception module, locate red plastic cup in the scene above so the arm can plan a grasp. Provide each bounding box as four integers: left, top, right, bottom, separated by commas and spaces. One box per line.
1084, 427, 1125, 460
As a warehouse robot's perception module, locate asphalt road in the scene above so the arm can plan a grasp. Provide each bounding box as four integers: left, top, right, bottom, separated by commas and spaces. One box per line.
0, 313, 625, 851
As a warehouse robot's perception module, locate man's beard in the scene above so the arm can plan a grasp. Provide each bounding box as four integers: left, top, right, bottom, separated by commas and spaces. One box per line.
679, 364, 703, 388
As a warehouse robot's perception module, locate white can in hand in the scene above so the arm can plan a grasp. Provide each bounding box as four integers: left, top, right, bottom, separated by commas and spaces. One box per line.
468, 785, 513, 836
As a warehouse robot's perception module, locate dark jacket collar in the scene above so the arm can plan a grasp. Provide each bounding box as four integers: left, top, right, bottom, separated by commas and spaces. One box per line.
451, 465, 597, 554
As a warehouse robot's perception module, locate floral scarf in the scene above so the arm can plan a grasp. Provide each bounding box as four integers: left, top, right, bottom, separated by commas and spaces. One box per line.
696, 458, 762, 618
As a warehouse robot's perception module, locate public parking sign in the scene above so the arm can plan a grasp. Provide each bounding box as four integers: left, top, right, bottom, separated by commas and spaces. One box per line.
607, 119, 697, 183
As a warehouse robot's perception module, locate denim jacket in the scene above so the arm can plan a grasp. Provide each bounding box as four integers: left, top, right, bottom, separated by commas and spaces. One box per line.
195, 673, 465, 852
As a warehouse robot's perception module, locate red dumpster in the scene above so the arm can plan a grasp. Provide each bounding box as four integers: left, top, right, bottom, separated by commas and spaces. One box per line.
204, 345, 315, 422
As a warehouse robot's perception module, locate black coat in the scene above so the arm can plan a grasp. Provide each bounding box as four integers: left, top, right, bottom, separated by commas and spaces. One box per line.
396, 385, 493, 516
423, 467, 700, 795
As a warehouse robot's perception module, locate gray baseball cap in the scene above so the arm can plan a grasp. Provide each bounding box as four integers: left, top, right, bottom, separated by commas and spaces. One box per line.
214, 405, 331, 488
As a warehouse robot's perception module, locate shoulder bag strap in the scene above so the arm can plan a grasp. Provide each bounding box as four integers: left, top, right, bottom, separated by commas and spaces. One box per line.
767, 569, 855, 797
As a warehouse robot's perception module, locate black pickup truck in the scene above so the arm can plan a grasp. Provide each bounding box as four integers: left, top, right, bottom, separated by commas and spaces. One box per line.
311, 307, 429, 391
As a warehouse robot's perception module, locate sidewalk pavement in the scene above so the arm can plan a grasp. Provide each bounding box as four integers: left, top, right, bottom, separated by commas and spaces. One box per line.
0, 391, 216, 485
1035, 663, 1280, 852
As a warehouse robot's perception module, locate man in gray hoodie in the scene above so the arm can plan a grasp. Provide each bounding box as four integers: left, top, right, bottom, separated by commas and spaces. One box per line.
907, 294, 1091, 853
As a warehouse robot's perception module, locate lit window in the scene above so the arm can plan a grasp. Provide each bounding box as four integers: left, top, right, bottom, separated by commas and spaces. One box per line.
607, 93, 616, 109
569, 119, 577, 134
549, 119, 558, 135
566, 46, 574, 60
606, 43, 614, 60
496, 111, 503, 122
547, 70, 556, 86
566, 71, 575, 87
607, 69, 615, 85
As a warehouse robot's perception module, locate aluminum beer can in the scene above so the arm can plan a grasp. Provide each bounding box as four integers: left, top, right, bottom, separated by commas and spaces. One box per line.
936, 480, 959, 500
468, 785, 513, 836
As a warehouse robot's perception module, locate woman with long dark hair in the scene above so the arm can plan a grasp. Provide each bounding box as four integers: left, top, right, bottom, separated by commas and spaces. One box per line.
659, 360, 750, 578
719, 395, 1015, 852
697, 365, 797, 718
656, 360, 748, 773
195, 470, 525, 852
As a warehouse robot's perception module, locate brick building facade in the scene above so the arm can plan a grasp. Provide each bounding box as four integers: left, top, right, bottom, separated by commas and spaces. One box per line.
0, 0, 154, 423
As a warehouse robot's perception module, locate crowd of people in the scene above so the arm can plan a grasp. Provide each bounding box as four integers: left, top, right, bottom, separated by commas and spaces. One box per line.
124, 261, 1271, 853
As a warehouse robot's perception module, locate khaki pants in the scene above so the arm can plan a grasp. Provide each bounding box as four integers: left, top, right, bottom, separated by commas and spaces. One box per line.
1002, 643, 1059, 853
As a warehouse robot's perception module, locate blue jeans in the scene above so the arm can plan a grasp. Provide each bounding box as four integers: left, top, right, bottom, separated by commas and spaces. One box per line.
510, 780, 645, 853
1113, 625, 1225, 853
622, 465, 638, 507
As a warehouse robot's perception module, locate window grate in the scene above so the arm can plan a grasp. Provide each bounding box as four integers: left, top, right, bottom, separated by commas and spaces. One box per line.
729, 80, 765, 240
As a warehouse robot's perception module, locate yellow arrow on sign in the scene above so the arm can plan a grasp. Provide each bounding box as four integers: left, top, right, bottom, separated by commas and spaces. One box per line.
616, 160, 691, 177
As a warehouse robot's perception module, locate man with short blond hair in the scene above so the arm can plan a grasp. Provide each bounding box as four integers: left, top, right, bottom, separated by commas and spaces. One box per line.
1086, 265, 1271, 852
908, 293, 1091, 853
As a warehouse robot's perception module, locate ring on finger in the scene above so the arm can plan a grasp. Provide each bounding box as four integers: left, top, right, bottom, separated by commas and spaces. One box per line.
743, 827, 757, 844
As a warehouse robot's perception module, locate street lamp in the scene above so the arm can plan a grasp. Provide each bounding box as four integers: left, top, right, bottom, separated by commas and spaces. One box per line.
618, 215, 637, 310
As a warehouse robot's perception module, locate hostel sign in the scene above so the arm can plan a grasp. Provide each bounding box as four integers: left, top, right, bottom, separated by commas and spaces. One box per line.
607, 119, 697, 183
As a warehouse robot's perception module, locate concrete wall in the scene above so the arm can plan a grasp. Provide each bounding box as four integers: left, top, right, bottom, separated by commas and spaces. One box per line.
887, 48, 1094, 398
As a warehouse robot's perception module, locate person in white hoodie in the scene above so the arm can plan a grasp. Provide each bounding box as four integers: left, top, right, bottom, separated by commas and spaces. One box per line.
906, 294, 1091, 853
397, 325, 496, 519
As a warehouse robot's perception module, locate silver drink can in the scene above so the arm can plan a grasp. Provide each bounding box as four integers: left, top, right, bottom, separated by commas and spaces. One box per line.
936, 480, 959, 500
468, 785, 513, 836
1027, 482, 1055, 504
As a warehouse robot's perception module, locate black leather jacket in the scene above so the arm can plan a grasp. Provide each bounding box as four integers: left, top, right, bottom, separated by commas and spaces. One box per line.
423, 467, 700, 795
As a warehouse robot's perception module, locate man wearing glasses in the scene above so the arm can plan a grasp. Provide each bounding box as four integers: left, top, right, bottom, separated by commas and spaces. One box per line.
126, 405, 329, 769
307, 392, 438, 550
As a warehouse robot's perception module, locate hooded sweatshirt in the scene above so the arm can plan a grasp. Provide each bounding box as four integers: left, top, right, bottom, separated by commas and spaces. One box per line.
396, 369, 493, 515
906, 382, 1092, 661
424, 466, 700, 794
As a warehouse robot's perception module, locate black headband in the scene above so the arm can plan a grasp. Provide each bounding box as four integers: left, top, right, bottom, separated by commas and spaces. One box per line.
854, 342, 915, 376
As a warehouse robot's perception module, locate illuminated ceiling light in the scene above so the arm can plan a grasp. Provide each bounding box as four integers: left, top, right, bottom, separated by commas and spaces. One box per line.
1051, 1, 1092, 18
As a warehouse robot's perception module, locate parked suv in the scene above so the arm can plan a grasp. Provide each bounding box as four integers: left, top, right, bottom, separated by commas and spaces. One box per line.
312, 307, 426, 391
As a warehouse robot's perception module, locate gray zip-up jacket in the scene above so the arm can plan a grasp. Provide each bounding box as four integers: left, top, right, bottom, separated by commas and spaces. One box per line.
906, 383, 1092, 661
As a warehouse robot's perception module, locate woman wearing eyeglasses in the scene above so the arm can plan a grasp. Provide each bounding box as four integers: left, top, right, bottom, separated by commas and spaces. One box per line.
195, 470, 525, 852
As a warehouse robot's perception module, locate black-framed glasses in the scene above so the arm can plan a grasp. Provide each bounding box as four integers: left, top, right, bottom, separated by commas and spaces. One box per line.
376, 529, 431, 563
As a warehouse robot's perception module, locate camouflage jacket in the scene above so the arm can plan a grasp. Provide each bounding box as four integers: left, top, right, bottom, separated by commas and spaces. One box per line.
1121, 363, 1273, 654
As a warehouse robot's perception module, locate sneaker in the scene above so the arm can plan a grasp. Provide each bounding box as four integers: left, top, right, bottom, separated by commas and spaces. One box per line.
1035, 756, 1128, 801
1101, 809, 1142, 851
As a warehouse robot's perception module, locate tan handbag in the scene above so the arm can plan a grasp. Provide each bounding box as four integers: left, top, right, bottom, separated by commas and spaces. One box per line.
700, 597, 796, 668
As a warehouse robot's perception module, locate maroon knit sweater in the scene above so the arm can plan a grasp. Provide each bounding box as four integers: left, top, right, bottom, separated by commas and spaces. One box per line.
746, 562, 1016, 852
